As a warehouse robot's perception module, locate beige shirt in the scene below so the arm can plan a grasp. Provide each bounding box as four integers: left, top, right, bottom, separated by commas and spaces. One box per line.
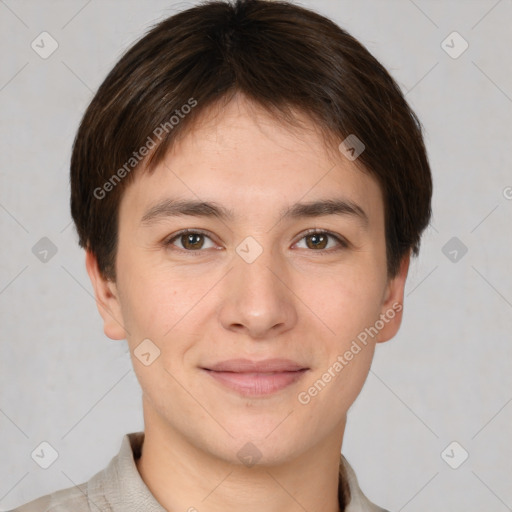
11, 431, 389, 512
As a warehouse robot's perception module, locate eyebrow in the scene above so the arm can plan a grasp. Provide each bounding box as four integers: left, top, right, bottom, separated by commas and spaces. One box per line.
140, 197, 369, 228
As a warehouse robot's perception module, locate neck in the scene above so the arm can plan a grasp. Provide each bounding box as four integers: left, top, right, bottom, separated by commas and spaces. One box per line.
135, 401, 346, 512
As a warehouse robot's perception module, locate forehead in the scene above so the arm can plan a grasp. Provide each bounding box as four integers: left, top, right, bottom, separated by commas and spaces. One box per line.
120, 96, 384, 226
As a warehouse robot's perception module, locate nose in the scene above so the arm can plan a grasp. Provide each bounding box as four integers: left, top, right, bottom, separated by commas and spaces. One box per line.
218, 245, 298, 339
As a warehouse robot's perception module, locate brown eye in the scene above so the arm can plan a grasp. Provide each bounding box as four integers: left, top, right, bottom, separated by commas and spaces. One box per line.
181, 233, 205, 250
166, 230, 215, 251
295, 230, 348, 252
305, 232, 329, 250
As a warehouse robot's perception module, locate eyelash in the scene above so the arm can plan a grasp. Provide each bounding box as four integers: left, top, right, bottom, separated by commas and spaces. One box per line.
164, 228, 349, 255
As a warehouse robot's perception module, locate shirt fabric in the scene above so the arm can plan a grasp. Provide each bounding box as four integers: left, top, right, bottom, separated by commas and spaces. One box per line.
11, 431, 389, 512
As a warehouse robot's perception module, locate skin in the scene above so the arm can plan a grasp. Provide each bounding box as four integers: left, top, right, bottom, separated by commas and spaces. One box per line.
86, 93, 410, 512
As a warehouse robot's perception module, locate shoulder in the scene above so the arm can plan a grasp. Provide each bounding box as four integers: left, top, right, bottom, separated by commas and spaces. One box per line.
9, 481, 90, 512
341, 455, 391, 512
9, 431, 141, 512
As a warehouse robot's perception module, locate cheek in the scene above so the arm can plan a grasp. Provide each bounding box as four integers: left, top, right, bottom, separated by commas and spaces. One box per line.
116, 249, 191, 337
331, 345, 375, 413
306, 265, 385, 340
299, 269, 383, 398
296, 330, 376, 421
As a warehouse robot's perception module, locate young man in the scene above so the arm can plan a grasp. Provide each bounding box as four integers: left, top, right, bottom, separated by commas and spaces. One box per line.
13, 0, 432, 510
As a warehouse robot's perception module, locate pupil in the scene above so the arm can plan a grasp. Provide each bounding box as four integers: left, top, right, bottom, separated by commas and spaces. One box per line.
309, 233, 326, 249
185, 233, 202, 249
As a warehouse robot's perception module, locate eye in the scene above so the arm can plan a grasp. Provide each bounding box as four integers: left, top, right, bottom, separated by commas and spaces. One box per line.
165, 229, 217, 251
294, 229, 349, 252
164, 228, 349, 254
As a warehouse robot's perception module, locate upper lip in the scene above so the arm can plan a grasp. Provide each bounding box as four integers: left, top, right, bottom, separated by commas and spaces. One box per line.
202, 358, 308, 373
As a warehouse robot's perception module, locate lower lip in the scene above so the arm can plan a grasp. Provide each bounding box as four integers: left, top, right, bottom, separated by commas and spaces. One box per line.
202, 369, 308, 397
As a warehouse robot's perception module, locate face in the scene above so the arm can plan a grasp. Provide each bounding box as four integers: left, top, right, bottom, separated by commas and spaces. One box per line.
87, 95, 409, 466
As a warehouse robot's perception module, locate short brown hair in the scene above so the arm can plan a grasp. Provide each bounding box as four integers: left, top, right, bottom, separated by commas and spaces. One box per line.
70, 0, 432, 281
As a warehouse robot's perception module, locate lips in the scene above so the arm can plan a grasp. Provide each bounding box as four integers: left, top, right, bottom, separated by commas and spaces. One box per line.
203, 358, 308, 373
201, 358, 309, 397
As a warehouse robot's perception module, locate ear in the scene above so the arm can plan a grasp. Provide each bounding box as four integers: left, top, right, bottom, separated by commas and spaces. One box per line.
376, 251, 411, 344
85, 249, 127, 340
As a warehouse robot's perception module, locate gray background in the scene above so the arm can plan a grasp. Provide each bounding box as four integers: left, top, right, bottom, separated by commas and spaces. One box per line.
1, 0, 511, 510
